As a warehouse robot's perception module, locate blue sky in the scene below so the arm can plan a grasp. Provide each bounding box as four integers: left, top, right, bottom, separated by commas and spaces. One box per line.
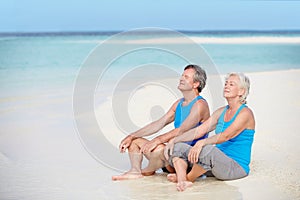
1, 1, 300, 32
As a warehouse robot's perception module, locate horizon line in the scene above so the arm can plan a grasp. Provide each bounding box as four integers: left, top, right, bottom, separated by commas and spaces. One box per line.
1, 29, 300, 36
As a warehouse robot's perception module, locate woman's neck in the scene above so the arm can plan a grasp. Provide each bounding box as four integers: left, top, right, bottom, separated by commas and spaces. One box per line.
226, 98, 242, 111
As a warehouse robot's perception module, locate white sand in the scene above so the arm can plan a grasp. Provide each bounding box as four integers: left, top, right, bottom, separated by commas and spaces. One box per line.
0, 69, 299, 199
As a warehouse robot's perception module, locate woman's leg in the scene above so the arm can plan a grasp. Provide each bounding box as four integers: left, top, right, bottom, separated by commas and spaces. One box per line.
167, 143, 194, 191
172, 157, 193, 191
196, 145, 247, 180
187, 164, 207, 182
167, 142, 207, 183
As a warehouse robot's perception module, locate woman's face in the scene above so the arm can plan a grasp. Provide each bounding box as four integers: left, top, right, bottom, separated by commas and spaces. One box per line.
223, 75, 244, 99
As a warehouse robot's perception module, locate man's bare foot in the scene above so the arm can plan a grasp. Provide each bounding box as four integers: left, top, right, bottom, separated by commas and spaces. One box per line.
141, 170, 155, 176
167, 173, 177, 183
165, 165, 175, 173
112, 171, 143, 181
176, 181, 193, 192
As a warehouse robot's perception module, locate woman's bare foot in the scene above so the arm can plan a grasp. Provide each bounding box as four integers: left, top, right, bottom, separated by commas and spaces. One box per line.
167, 173, 177, 183
176, 181, 193, 192
112, 171, 143, 181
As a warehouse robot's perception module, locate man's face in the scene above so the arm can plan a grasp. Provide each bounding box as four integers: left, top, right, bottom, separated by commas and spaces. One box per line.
178, 68, 196, 92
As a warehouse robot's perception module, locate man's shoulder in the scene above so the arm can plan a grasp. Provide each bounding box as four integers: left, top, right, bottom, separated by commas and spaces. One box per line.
192, 97, 209, 111
194, 96, 208, 105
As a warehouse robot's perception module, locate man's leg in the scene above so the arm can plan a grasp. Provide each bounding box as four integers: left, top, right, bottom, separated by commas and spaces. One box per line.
142, 144, 163, 175
112, 138, 148, 180
143, 143, 175, 175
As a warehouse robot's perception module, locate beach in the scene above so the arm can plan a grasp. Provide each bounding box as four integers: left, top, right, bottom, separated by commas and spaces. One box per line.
0, 66, 299, 199
2, 0, 300, 198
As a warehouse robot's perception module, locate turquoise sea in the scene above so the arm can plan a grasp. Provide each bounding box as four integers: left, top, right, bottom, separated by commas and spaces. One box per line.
0, 30, 299, 117
1, 31, 300, 98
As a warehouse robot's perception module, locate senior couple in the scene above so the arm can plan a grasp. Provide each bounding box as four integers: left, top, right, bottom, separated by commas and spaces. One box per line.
112, 64, 255, 192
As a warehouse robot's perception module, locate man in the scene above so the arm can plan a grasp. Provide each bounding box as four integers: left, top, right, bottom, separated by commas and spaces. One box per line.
112, 64, 210, 181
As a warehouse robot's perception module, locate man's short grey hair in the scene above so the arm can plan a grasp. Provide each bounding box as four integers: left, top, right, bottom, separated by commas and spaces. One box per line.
225, 72, 250, 104
184, 64, 207, 93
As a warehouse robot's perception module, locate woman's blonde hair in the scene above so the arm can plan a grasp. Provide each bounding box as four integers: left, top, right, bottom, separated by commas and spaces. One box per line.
225, 72, 250, 104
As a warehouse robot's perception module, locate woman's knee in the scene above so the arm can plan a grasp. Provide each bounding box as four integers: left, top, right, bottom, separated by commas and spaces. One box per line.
199, 145, 215, 159
172, 143, 191, 158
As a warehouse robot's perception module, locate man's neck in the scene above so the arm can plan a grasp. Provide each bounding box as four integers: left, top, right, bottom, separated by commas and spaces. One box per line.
182, 90, 199, 104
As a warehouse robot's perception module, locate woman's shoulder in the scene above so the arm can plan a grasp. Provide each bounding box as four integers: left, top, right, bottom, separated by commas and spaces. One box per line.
239, 105, 255, 128
240, 105, 254, 117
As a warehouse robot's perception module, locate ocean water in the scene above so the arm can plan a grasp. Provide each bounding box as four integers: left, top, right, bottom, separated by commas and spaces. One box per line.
1, 30, 299, 117
1, 30, 300, 98
1, 30, 300, 126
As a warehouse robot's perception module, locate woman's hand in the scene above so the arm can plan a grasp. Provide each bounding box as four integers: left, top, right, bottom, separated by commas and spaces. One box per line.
164, 138, 175, 161
188, 139, 205, 163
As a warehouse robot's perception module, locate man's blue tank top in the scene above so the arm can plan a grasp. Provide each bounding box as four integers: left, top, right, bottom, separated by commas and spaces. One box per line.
215, 104, 255, 174
174, 96, 208, 146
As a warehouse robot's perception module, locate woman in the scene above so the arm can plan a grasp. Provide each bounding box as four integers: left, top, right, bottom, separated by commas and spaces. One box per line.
164, 72, 255, 192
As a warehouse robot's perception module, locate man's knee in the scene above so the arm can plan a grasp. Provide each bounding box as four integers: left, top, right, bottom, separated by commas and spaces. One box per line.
153, 143, 165, 151
131, 138, 144, 145
128, 138, 144, 152
128, 142, 138, 152
130, 138, 148, 150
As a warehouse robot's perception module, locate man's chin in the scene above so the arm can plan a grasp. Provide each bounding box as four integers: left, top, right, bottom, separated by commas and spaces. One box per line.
178, 87, 184, 91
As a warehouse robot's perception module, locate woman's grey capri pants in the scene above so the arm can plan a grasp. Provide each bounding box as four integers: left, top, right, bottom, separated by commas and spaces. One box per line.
169, 142, 247, 180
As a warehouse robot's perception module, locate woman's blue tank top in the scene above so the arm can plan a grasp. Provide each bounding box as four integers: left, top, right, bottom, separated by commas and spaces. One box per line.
215, 104, 255, 174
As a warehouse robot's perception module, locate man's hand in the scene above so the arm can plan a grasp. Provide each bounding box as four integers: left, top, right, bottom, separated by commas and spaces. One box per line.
119, 135, 134, 153
164, 138, 175, 161
188, 139, 205, 163
140, 139, 160, 154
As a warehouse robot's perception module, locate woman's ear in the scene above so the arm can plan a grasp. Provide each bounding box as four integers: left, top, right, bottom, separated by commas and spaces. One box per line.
238, 87, 245, 97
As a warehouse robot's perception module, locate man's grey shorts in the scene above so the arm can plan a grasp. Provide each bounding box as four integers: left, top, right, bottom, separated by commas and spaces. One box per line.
169, 142, 247, 180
